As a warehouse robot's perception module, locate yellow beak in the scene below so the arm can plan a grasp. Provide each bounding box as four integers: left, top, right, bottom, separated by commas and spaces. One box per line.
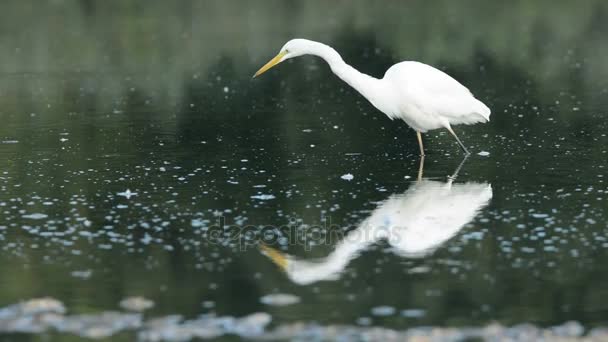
253, 51, 287, 78
260, 244, 289, 270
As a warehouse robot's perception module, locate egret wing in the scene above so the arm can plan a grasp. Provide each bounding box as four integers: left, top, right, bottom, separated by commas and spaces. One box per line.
385, 62, 490, 126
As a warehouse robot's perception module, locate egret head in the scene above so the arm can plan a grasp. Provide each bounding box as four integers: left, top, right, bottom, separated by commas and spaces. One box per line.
253, 39, 311, 78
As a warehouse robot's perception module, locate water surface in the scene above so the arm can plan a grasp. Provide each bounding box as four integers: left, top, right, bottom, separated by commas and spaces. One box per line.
0, 1, 607, 340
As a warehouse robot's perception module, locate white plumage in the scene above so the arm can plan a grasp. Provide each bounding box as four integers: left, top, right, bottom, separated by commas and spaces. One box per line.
261, 176, 493, 285
382, 62, 490, 130
254, 39, 491, 155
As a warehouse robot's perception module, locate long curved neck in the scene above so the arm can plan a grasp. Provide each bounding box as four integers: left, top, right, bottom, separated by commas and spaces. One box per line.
306, 42, 383, 104
286, 218, 380, 285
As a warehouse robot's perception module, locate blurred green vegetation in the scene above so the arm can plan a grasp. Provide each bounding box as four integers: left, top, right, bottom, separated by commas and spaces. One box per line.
0, 0, 607, 110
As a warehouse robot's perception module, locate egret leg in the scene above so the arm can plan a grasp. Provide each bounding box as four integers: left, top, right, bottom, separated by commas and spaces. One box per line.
447, 127, 470, 155
417, 155, 425, 182
447, 155, 469, 184
416, 131, 425, 156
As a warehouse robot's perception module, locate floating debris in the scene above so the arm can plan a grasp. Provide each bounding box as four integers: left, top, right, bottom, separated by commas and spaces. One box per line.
370, 306, 396, 316
117, 189, 137, 199
531, 213, 549, 219
120, 297, 155, 312
22, 213, 48, 220
260, 294, 300, 306
477, 151, 490, 156
408, 266, 431, 274
251, 194, 276, 200
201, 301, 215, 309
340, 173, 354, 181
401, 309, 426, 318
191, 219, 206, 228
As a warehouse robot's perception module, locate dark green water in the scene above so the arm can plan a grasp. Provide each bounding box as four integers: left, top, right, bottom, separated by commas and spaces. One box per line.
0, 1, 607, 340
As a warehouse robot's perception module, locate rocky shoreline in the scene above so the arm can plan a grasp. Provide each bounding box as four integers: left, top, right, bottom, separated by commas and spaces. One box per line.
0, 298, 605, 341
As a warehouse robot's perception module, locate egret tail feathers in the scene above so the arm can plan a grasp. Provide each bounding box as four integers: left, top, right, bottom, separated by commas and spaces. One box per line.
474, 98, 491, 122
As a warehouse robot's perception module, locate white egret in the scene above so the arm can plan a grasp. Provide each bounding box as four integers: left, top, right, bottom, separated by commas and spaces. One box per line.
253, 39, 491, 155
261, 158, 492, 285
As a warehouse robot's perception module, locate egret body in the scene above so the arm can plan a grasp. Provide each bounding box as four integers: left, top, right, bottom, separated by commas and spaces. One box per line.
254, 39, 491, 155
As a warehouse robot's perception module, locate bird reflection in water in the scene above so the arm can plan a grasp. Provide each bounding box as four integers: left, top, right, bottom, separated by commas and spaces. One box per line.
261, 157, 492, 285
